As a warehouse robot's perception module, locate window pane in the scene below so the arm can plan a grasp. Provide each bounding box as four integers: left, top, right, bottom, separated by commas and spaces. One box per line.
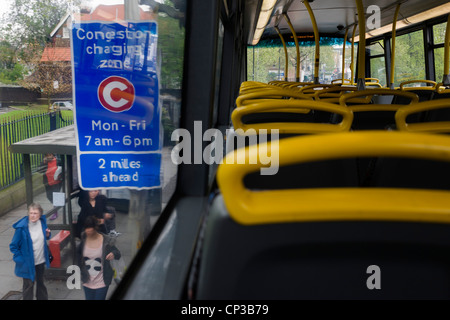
1, 0, 186, 296
394, 31, 425, 87
367, 40, 384, 56
370, 56, 386, 87
247, 38, 349, 84
434, 47, 445, 82
433, 22, 447, 45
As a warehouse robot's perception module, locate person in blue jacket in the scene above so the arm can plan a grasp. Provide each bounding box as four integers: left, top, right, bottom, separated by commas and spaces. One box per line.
10, 203, 51, 300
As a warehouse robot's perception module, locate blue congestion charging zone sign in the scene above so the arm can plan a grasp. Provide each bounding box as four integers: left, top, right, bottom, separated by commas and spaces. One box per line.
71, 21, 161, 189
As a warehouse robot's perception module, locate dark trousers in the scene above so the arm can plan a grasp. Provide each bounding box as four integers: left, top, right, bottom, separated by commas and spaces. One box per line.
83, 285, 109, 300
22, 263, 48, 300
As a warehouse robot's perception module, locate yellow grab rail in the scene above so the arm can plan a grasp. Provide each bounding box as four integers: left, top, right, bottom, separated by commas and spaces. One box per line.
350, 24, 357, 85
396, 99, 450, 133
231, 99, 353, 134
443, 14, 450, 85
342, 27, 349, 84
399, 80, 437, 91
217, 131, 450, 225
390, 4, 401, 89
236, 88, 312, 108
284, 13, 300, 82
275, 26, 289, 82
303, 0, 320, 83
339, 89, 419, 106
356, 0, 366, 89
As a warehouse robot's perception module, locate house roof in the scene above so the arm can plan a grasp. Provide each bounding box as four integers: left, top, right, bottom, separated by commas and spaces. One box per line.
44, 4, 155, 63
50, 4, 155, 37
40, 47, 71, 62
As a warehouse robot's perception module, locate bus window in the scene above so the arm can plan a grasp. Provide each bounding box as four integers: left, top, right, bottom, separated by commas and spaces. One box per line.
247, 38, 347, 84
433, 22, 446, 45
367, 40, 386, 87
394, 30, 426, 87
433, 22, 447, 81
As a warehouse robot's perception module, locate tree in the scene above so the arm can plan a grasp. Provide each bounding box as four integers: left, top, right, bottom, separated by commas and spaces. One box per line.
0, 0, 78, 84
20, 44, 72, 107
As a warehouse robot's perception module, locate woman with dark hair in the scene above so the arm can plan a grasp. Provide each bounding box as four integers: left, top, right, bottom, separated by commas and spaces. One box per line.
10, 203, 52, 300
77, 216, 121, 300
76, 189, 108, 238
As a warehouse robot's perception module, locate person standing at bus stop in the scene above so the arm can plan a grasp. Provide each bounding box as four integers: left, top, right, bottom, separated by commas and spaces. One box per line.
42, 153, 62, 220
10, 203, 51, 300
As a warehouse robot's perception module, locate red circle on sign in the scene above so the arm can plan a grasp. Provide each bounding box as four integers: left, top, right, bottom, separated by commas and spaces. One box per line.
98, 76, 135, 112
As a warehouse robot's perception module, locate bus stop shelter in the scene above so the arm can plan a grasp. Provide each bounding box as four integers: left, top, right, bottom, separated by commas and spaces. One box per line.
9, 125, 77, 278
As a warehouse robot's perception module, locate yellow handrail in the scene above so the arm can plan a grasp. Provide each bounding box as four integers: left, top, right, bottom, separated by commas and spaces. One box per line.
231, 99, 353, 134
396, 99, 450, 133
284, 13, 300, 82
356, 0, 366, 89
443, 14, 450, 85
217, 131, 450, 225
275, 26, 288, 82
303, 0, 320, 84
350, 24, 357, 85
342, 27, 349, 84
390, 4, 401, 89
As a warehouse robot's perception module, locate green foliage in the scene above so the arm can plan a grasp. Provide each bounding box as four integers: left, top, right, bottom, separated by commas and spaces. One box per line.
158, 14, 185, 89
0, 63, 26, 84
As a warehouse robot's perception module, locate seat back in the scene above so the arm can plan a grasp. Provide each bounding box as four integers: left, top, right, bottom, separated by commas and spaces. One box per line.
196, 132, 450, 299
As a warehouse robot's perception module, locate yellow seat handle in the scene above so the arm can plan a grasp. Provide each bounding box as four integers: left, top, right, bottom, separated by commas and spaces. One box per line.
236, 88, 311, 108
299, 84, 336, 94
436, 83, 450, 94
218, 131, 450, 225
331, 79, 353, 85
365, 77, 380, 83
400, 80, 437, 91
396, 99, 450, 133
339, 89, 419, 106
231, 99, 353, 134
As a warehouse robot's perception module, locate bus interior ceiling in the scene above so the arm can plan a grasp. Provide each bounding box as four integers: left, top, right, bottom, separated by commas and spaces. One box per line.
111, 0, 450, 300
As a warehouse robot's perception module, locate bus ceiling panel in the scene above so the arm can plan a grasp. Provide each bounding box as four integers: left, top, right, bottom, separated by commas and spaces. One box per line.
249, 0, 450, 44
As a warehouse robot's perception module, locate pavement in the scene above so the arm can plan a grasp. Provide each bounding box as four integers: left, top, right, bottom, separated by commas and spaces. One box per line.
0, 147, 177, 300
0, 196, 127, 300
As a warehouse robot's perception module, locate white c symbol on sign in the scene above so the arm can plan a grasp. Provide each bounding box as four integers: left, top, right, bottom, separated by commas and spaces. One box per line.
103, 81, 129, 109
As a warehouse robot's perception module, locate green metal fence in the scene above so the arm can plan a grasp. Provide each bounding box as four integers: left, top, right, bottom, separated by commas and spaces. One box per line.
0, 111, 74, 191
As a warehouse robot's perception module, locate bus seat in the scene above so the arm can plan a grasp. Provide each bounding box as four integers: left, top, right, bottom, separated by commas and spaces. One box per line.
195, 132, 450, 299
392, 80, 437, 105
395, 99, 450, 133
231, 99, 353, 136
340, 89, 419, 130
